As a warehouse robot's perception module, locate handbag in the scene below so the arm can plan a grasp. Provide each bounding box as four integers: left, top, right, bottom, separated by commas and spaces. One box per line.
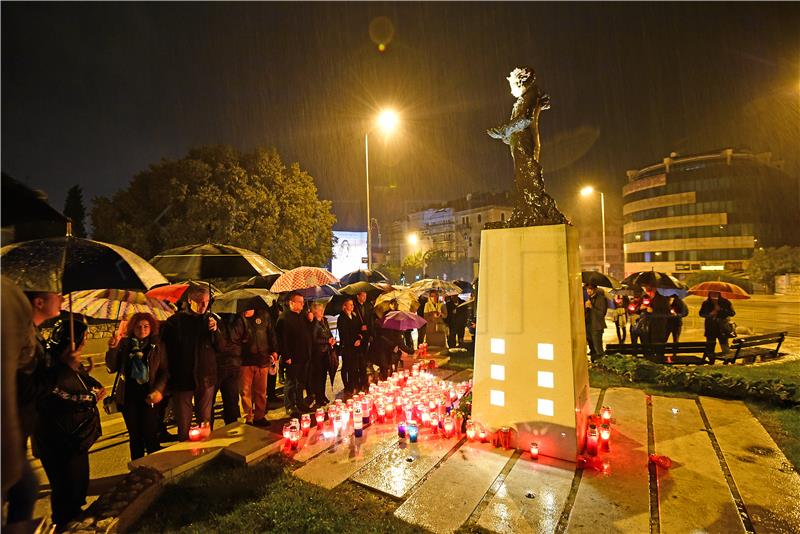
104, 369, 121, 415
66, 371, 103, 452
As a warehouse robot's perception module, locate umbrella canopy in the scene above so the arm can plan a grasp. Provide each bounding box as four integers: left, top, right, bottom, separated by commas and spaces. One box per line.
321, 293, 351, 316
211, 288, 279, 314
225, 273, 282, 292
294, 284, 340, 301
1, 236, 168, 293
374, 289, 419, 316
2, 174, 67, 228
149, 243, 281, 282
339, 269, 389, 285
688, 281, 751, 300
621, 270, 687, 291
62, 289, 174, 321
452, 280, 474, 294
582, 271, 621, 289
146, 281, 221, 304
409, 278, 462, 296
381, 310, 427, 331
271, 266, 338, 293
339, 281, 383, 296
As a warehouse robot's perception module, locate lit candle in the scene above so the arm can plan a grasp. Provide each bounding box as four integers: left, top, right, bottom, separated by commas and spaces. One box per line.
586, 424, 599, 456
430, 414, 439, 433
466, 419, 476, 440
377, 404, 386, 423
530, 442, 539, 460
354, 414, 363, 437
398, 420, 406, 438
189, 425, 203, 441
386, 402, 395, 418
478, 427, 487, 442
282, 422, 292, 440
316, 408, 325, 429
408, 421, 419, 443
443, 416, 454, 437
361, 400, 370, 425
421, 410, 430, 427
600, 423, 611, 451
301, 414, 311, 436
600, 406, 612, 424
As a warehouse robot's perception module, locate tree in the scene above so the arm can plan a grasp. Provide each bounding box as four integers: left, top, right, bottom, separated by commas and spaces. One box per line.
424, 249, 454, 279
373, 263, 402, 284
91, 146, 336, 268
402, 251, 425, 281
747, 246, 800, 293
63, 184, 87, 238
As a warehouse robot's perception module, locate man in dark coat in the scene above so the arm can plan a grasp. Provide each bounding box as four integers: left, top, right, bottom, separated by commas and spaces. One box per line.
214, 313, 246, 426
160, 284, 223, 441
699, 291, 736, 363
239, 306, 278, 426
641, 286, 671, 362
584, 283, 608, 362
444, 295, 459, 349
354, 290, 375, 378
665, 295, 690, 362
276, 292, 313, 418
373, 326, 415, 380
337, 297, 364, 395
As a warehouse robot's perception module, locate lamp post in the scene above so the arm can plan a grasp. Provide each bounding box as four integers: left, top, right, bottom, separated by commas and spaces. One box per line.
580, 186, 606, 274
365, 109, 399, 269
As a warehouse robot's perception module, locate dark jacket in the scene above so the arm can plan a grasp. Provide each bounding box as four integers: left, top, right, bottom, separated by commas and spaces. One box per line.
311, 317, 334, 360
276, 309, 312, 365
373, 327, 414, 368
337, 311, 363, 355
160, 311, 224, 392
700, 297, 736, 337
585, 289, 608, 331
354, 300, 375, 338
642, 293, 670, 343
667, 296, 689, 326
216, 314, 246, 368
241, 310, 278, 367
105, 335, 169, 406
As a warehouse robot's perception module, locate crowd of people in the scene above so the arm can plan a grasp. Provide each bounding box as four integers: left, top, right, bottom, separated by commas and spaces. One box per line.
585, 283, 736, 364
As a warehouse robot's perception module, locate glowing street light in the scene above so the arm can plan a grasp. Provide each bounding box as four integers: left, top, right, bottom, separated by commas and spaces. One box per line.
365, 108, 400, 269
407, 232, 419, 246
580, 185, 606, 274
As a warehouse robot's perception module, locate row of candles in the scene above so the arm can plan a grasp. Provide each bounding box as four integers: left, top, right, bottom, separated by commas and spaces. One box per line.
585, 406, 613, 457
282, 364, 472, 449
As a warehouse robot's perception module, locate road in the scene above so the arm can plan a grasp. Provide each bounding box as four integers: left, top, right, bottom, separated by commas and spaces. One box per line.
681, 295, 800, 337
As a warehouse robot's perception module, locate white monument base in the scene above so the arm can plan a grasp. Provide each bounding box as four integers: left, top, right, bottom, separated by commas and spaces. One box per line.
472, 224, 591, 462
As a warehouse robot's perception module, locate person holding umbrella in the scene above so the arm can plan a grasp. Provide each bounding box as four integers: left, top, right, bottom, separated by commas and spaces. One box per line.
105, 313, 168, 460
640, 285, 671, 362
276, 292, 313, 418
160, 284, 223, 441
309, 301, 335, 407
238, 302, 278, 426
584, 283, 608, 362
337, 298, 364, 396
700, 291, 736, 363
354, 290, 376, 381
666, 295, 689, 363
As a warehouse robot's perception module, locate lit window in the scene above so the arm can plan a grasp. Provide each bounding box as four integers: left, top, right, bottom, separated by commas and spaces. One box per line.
537, 343, 553, 360
538, 371, 554, 389
490, 390, 505, 407
537, 398, 554, 417
490, 338, 505, 354
490, 364, 505, 381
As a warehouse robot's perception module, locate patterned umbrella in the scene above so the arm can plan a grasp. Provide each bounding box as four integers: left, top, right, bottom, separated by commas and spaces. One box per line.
149, 243, 281, 282
688, 281, 751, 300
409, 278, 462, 296
374, 289, 419, 317
270, 266, 338, 293
145, 281, 221, 304
339, 269, 389, 285
62, 289, 174, 321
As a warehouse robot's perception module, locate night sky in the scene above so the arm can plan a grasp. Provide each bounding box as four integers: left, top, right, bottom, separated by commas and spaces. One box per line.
3, 2, 798, 230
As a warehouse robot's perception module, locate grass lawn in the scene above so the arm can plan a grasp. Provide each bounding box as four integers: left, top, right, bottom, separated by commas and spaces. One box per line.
441, 350, 474, 371
132, 455, 420, 534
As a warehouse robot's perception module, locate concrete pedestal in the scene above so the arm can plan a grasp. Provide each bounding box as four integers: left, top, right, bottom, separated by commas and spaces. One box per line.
472, 224, 591, 461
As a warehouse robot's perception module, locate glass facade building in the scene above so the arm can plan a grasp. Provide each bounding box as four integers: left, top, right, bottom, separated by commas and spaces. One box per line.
622, 149, 799, 278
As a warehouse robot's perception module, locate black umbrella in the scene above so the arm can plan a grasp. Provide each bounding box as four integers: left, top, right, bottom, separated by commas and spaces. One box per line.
225, 273, 282, 291
453, 280, 473, 293
339, 269, 388, 285
1, 233, 168, 348
1, 173, 67, 228
211, 288, 279, 314
581, 271, 621, 289
149, 243, 281, 282
322, 293, 351, 316
621, 270, 687, 290
339, 281, 382, 296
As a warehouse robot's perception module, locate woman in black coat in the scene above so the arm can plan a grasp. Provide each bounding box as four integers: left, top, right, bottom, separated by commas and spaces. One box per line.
372, 326, 416, 380
106, 312, 168, 460
699, 292, 736, 363
309, 302, 335, 407
35, 319, 105, 530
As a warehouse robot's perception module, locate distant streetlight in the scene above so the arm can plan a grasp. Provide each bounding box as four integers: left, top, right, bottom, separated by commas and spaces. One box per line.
365, 108, 400, 269
407, 232, 419, 246
580, 185, 607, 274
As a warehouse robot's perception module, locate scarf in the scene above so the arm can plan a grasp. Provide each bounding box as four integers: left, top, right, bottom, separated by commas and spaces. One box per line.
130, 337, 150, 385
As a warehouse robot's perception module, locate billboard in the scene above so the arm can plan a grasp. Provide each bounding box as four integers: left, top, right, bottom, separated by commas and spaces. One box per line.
331, 231, 368, 279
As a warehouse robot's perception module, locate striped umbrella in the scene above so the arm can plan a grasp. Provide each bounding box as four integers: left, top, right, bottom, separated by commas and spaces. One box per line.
270, 266, 338, 293
62, 289, 175, 321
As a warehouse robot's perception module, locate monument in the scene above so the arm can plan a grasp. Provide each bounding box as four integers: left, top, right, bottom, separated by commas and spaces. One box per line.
473, 67, 591, 461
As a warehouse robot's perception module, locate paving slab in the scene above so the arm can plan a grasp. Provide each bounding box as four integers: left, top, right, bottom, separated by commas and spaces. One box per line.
589, 387, 601, 411
567, 387, 650, 533
395, 441, 513, 533
448, 368, 473, 384
220, 423, 283, 464
292, 424, 345, 463
651, 396, 745, 533
477, 454, 574, 534
700, 396, 800, 533
350, 430, 461, 498
429, 368, 459, 380
293, 422, 399, 489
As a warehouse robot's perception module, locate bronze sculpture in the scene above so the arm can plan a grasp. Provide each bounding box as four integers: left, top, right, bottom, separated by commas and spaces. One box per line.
487, 67, 568, 227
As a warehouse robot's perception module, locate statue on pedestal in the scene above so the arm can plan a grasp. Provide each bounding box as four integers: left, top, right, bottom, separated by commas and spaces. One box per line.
487, 67, 569, 227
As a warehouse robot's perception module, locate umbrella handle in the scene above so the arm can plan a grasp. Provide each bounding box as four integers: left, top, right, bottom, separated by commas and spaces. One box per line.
69, 292, 75, 353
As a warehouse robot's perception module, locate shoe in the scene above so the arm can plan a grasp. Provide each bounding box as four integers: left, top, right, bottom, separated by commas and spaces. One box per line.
253, 418, 270, 428
159, 431, 179, 443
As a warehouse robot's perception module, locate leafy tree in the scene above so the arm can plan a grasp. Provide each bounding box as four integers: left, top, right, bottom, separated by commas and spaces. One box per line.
401, 251, 425, 281
373, 263, 402, 284
747, 246, 800, 293
91, 146, 336, 268
424, 249, 454, 279
63, 184, 87, 238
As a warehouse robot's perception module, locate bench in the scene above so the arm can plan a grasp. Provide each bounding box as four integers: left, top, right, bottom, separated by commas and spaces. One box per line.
723, 332, 787, 364
606, 342, 708, 365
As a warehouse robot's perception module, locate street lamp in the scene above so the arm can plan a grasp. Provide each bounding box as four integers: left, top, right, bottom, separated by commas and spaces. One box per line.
365, 109, 400, 269
580, 185, 606, 274
407, 232, 419, 246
